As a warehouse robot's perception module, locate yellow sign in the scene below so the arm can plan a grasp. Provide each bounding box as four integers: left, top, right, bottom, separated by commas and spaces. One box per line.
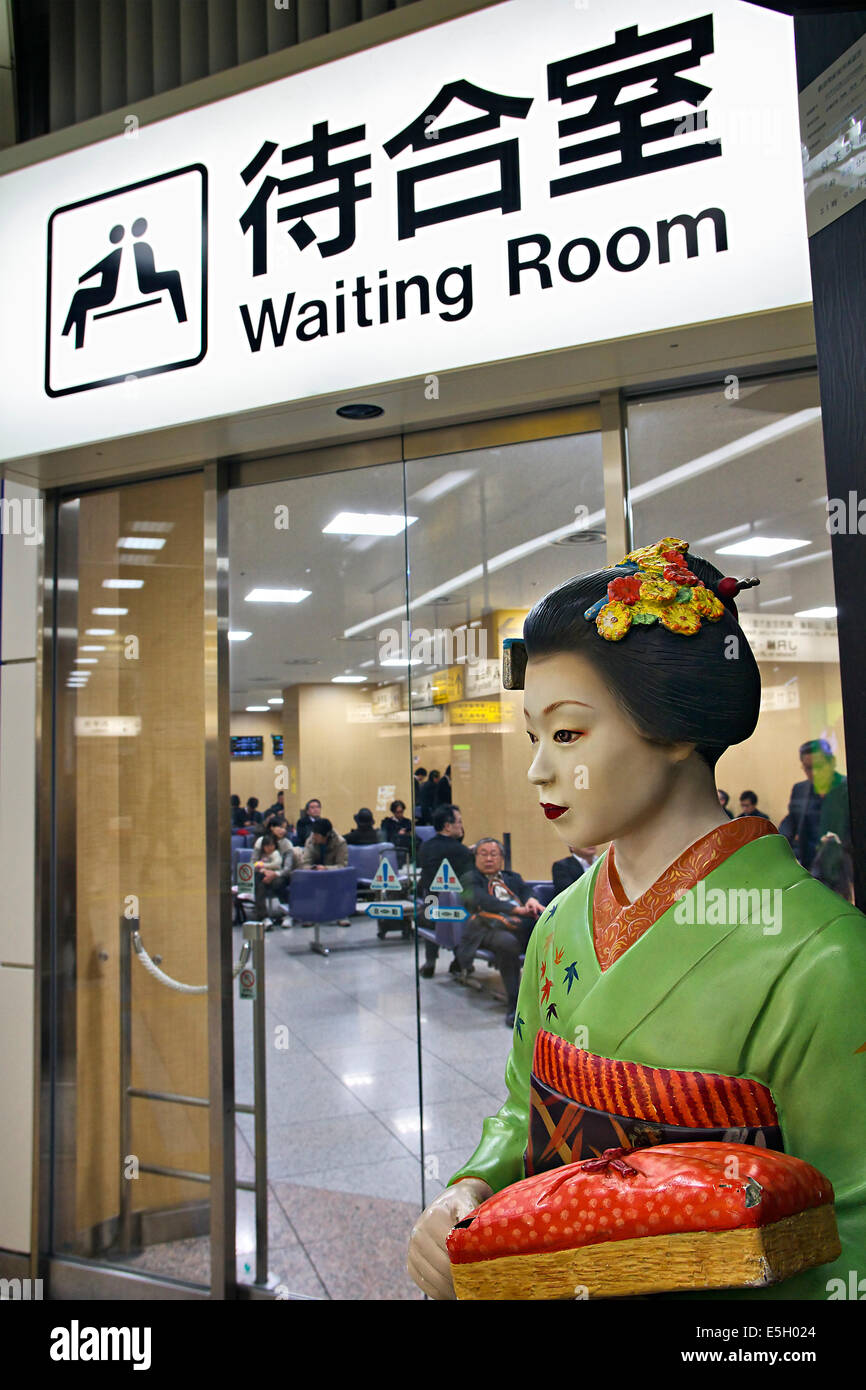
449, 700, 501, 724
432, 667, 464, 705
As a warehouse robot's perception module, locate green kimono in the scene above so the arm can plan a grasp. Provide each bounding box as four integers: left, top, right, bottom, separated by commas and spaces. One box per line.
449, 833, 866, 1299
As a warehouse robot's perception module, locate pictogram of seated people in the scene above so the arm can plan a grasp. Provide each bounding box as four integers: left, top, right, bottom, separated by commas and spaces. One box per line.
61, 218, 186, 349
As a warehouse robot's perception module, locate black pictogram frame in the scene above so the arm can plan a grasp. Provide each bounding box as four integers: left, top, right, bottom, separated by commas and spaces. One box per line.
45, 163, 208, 398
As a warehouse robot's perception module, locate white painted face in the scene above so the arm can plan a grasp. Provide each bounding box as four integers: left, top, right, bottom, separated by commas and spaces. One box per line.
523, 650, 690, 849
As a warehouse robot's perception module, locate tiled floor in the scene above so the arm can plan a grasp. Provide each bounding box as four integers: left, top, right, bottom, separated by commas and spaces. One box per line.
121, 912, 514, 1299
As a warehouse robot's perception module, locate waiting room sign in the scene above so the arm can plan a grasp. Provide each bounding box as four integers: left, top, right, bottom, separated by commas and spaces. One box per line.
0, 0, 810, 459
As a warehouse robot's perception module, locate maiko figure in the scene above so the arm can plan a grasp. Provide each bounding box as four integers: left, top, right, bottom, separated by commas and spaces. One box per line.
408, 538, 866, 1300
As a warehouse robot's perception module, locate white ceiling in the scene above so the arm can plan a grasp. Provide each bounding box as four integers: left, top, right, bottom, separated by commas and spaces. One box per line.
228, 371, 835, 709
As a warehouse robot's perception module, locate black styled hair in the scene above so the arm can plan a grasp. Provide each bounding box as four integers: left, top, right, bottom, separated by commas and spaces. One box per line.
315, 818, 333, 837
355, 807, 374, 826
432, 804, 459, 832
231, 795, 240, 807
304, 798, 321, 813
247, 797, 259, 808
415, 767, 428, 779
522, 552, 761, 772
740, 790, 758, 804
390, 800, 406, 815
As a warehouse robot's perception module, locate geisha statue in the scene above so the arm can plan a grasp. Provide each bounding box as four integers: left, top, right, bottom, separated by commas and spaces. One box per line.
408, 538, 866, 1300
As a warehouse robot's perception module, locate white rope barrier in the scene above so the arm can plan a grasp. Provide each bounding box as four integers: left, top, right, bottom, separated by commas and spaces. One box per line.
131, 933, 251, 994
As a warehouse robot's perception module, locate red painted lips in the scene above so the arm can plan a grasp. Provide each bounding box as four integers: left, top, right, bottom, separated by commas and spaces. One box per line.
541, 803, 568, 820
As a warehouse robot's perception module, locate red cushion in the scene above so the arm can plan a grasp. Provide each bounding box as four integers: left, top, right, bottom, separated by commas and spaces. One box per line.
447, 1143, 834, 1265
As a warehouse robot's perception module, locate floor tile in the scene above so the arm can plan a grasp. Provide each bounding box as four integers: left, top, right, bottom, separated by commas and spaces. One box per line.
375, 1096, 497, 1160
238, 1109, 411, 1178
273, 1155, 425, 1206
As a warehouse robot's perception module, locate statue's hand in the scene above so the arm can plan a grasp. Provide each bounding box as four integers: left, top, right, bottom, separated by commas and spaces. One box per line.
408, 1177, 493, 1300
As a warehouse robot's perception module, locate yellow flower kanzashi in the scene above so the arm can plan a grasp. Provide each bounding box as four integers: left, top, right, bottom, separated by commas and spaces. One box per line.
590, 537, 727, 642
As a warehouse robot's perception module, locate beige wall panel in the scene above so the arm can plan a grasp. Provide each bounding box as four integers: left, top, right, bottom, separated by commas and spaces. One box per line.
75, 475, 208, 1236
229, 710, 284, 809
296, 685, 412, 837
716, 661, 846, 828
0, 964, 33, 1252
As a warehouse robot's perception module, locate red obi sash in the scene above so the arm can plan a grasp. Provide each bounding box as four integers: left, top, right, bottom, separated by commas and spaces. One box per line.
526, 1030, 782, 1176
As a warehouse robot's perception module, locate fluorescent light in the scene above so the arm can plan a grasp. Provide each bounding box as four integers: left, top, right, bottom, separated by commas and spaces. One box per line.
410, 470, 476, 504
344, 411, 822, 639
772, 548, 832, 571
694, 523, 751, 548
74, 658, 98, 664
92, 607, 127, 616
794, 606, 837, 619
86, 628, 115, 636
117, 537, 166, 551
380, 658, 411, 667
228, 630, 252, 642
245, 705, 269, 712
322, 512, 417, 536
80, 645, 105, 652
758, 595, 792, 608
359, 659, 375, 668
102, 578, 144, 589
332, 675, 366, 683
716, 538, 809, 558
131, 520, 173, 533
244, 588, 311, 603
267, 697, 284, 705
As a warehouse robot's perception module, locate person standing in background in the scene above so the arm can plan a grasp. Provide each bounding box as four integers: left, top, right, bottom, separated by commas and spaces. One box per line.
716, 789, 733, 819
416, 770, 441, 825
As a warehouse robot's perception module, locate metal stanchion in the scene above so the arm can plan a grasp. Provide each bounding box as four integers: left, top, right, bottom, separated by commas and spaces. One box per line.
117, 915, 268, 1285
246, 921, 268, 1287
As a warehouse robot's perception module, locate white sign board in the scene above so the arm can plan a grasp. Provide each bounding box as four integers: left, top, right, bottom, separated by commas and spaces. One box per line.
760, 682, 801, 713
739, 613, 839, 665
0, 0, 809, 461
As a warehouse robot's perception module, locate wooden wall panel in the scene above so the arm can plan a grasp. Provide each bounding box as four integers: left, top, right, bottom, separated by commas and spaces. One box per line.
75, 473, 208, 1237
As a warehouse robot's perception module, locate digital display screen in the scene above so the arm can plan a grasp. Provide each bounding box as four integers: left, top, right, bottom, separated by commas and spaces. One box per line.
231, 735, 263, 759
271, 734, 284, 758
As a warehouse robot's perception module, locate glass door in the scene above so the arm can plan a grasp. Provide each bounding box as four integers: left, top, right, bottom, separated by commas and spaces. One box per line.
228, 459, 426, 1300
48, 472, 219, 1292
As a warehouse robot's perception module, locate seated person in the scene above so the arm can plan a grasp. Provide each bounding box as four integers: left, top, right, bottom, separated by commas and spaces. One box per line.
301, 818, 349, 869
381, 799, 413, 859
231, 794, 248, 830
295, 798, 322, 846
264, 791, 287, 819
245, 796, 263, 826
737, 790, 771, 820
418, 804, 475, 978
344, 807, 380, 845
253, 825, 300, 918
551, 845, 596, 896
455, 838, 545, 1027
251, 832, 286, 926
301, 818, 351, 927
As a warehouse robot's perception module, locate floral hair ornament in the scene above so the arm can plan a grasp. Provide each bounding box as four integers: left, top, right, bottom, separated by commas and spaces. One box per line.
584, 537, 759, 642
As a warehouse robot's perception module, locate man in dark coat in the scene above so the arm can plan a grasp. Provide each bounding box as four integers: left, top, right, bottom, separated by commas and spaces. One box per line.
418, 804, 474, 978
551, 846, 596, 896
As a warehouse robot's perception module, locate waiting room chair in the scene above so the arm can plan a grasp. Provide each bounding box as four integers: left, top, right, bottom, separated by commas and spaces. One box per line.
288, 867, 359, 956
